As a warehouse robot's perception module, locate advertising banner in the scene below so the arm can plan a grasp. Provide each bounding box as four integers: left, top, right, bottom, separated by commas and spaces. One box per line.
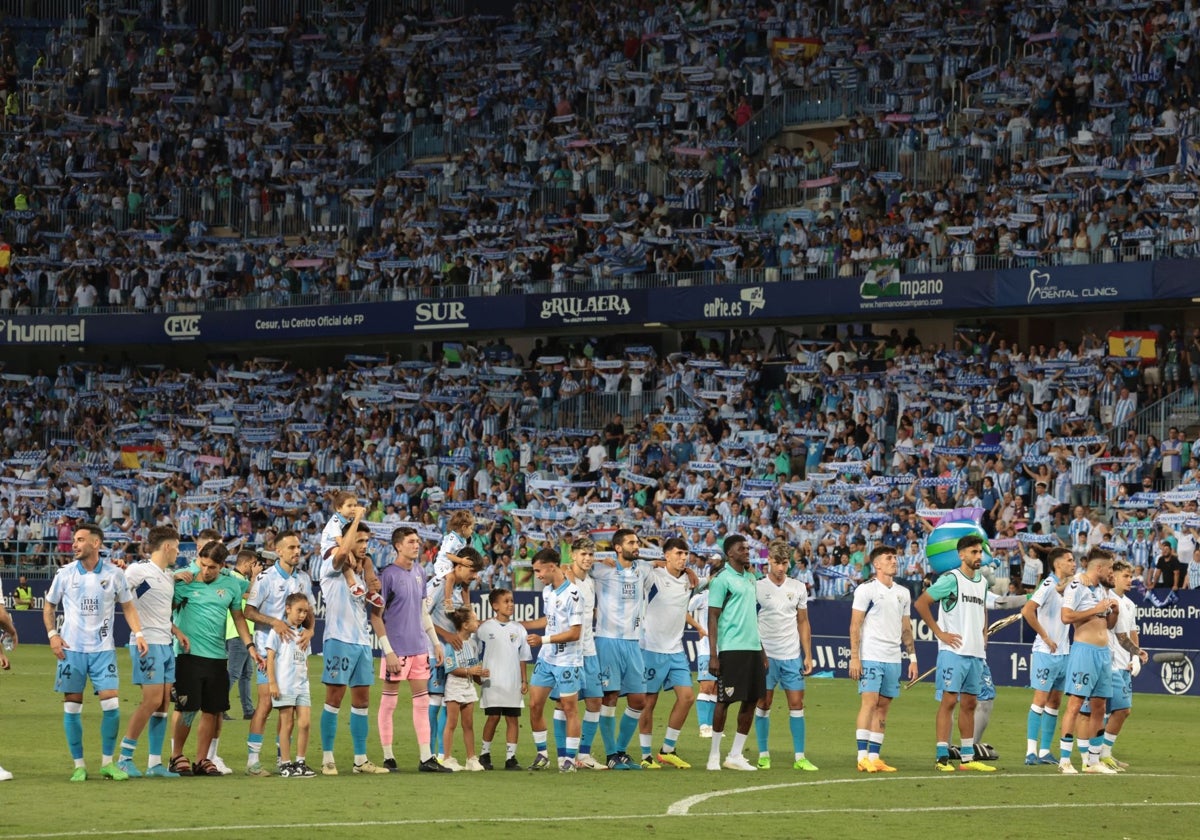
0, 296, 525, 346
14, 583, 1199, 695
525, 289, 647, 328
993, 262, 1152, 308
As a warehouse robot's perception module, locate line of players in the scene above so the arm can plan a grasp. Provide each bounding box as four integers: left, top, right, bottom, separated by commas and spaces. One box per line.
23, 511, 1149, 779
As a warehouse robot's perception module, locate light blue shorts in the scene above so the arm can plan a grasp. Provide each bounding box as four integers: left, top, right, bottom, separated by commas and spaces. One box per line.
766, 656, 806, 692
1066, 641, 1113, 700
428, 663, 447, 695
55, 649, 119, 694
1108, 668, 1132, 712
979, 662, 995, 702
596, 637, 646, 696
321, 640, 374, 687
551, 655, 602, 702
130, 643, 176, 686
531, 660, 581, 697
936, 650, 983, 696
1030, 651, 1068, 693
857, 660, 901, 699
643, 650, 692, 693
580, 655, 604, 699
696, 654, 715, 683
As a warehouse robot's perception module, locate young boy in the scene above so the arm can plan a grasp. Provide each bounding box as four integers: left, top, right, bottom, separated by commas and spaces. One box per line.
477, 588, 531, 770
441, 606, 487, 772
318, 492, 383, 608
435, 510, 476, 611
266, 593, 315, 778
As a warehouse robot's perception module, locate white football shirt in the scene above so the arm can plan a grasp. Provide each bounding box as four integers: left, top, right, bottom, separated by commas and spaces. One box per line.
478, 618, 532, 708
46, 560, 133, 653
756, 576, 808, 661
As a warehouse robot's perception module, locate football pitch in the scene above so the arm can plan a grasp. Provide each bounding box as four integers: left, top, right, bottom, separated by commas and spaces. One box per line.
1, 647, 1197, 840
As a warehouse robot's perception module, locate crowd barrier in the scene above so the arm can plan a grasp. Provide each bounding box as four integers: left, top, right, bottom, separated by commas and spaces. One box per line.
0, 259, 1193, 346
11, 585, 1199, 697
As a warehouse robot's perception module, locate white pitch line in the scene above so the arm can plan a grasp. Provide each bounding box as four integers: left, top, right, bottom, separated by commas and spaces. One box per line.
666, 772, 1188, 815
5, 793, 1198, 839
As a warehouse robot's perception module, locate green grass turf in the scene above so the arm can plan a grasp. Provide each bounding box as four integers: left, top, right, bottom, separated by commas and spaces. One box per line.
1, 647, 1197, 840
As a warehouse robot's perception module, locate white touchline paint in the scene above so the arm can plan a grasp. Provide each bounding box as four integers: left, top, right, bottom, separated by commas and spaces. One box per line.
666, 772, 1190, 815
3, 779, 1193, 839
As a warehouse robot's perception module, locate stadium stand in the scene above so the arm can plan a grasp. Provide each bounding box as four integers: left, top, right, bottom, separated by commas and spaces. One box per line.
0, 0, 1198, 605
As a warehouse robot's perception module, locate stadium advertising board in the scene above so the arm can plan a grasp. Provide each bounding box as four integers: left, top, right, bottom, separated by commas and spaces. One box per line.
993, 261, 1153, 308
526, 290, 647, 327
0, 297, 524, 345
650, 270, 995, 323
15, 585, 1199, 695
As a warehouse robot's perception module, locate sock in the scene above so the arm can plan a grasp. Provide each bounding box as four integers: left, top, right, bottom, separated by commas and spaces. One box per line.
618, 707, 641, 752
481, 739, 492, 756
64, 701, 85, 763
856, 728, 870, 761
789, 709, 806, 757
1039, 708, 1059, 755
581, 709, 600, 754
208, 738, 219, 761
119, 737, 137, 763
412, 691, 432, 761
427, 697, 440, 753
639, 732, 653, 759
729, 730, 748, 758
147, 712, 167, 767
1102, 731, 1117, 758
936, 741, 949, 760
973, 700, 993, 744
321, 704, 339, 753
708, 731, 724, 765
1026, 704, 1044, 754
697, 693, 716, 728
868, 731, 884, 759
754, 707, 771, 754
533, 729, 548, 757
100, 697, 121, 763
506, 742, 517, 759
323, 750, 335, 765
960, 737, 975, 762
565, 736, 579, 760
662, 726, 680, 754
350, 707, 369, 760
1087, 736, 1103, 765
244, 731, 264, 768
599, 705, 617, 755
434, 702, 447, 756
1059, 735, 1074, 762
553, 709, 567, 758
377, 692, 398, 754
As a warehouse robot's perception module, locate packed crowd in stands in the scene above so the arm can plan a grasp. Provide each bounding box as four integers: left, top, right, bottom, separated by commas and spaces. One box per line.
4, 0, 1200, 308
2, 322, 1199, 600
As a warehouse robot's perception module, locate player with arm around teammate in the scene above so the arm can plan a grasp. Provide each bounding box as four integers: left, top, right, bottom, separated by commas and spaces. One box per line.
1056, 547, 1120, 775
242, 531, 314, 776
1019, 546, 1076, 765
1100, 559, 1148, 772
523, 548, 584, 772
914, 534, 996, 772
754, 539, 817, 771
117, 525, 191, 778
637, 537, 700, 769
849, 545, 918, 773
